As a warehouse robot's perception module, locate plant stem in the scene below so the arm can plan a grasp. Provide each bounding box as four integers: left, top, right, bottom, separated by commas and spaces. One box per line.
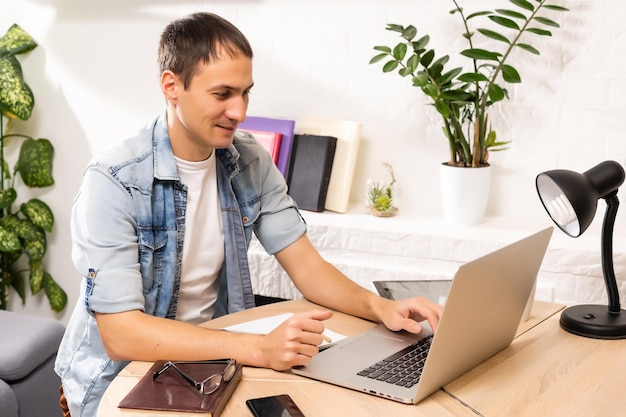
480, 0, 548, 115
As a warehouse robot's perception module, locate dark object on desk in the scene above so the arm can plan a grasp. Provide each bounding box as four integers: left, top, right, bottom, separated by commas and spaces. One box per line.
287, 134, 337, 212
246, 394, 306, 417
254, 294, 289, 306
118, 360, 242, 415
536, 160, 626, 339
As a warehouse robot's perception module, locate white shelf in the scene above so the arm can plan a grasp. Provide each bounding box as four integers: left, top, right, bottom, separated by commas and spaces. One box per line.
248, 207, 626, 307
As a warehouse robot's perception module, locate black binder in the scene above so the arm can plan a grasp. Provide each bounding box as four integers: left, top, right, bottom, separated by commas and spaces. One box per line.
287, 134, 337, 212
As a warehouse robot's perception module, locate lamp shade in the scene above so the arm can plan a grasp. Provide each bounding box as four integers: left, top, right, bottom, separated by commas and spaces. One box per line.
536, 161, 625, 237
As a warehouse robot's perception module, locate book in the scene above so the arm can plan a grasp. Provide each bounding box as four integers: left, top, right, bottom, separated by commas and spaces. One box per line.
297, 118, 362, 213
240, 129, 282, 164
118, 360, 242, 415
287, 134, 337, 212
239, 116, 296, 180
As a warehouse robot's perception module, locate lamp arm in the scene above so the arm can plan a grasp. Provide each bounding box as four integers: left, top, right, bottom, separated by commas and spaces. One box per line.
602, 192, 621, 313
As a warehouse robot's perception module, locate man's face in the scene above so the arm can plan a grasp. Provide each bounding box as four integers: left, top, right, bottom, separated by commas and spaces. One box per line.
165, 50, 254, 161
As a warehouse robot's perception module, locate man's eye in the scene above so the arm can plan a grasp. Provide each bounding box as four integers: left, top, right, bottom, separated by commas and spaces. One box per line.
215, 91, 230, 99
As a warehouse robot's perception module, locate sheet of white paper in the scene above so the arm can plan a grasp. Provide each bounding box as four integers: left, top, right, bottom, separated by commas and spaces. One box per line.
222, 312, 347, 348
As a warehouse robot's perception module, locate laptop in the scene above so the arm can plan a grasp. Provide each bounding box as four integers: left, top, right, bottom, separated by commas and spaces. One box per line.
292, 227, 553, 404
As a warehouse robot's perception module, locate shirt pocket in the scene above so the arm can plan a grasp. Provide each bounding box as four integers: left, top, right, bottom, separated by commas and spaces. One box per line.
137, 228, 168, 293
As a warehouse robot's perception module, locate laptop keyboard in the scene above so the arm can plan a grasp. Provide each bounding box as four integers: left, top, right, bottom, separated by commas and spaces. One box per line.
356, 335, 433, 388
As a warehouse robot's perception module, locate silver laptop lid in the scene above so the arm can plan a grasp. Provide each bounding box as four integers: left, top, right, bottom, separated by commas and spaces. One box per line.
413, 226, 553, 402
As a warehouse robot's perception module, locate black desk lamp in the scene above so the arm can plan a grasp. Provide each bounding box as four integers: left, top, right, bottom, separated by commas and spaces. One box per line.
536, 160, 626, 339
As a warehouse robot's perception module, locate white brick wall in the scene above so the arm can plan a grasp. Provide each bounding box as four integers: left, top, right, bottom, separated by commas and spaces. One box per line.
2, 0, 625, 319
249, 210, 626, 308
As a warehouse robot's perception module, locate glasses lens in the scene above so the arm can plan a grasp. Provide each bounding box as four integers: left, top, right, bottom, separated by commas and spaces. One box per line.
202, 374, 223, 395
223, 360, 236, 382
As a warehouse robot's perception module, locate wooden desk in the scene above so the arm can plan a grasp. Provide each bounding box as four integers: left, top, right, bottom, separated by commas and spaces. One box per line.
98, 299, 563, 416
444, 313, 626, 417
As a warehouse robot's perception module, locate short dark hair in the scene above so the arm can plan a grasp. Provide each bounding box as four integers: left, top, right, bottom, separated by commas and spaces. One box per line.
158, 12, 253, 89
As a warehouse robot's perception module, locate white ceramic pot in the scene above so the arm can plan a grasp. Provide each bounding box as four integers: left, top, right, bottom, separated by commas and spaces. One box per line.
439, 163, 491, 227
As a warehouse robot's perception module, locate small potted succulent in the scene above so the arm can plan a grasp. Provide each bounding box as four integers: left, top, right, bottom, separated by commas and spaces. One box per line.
365, 162, 398, 217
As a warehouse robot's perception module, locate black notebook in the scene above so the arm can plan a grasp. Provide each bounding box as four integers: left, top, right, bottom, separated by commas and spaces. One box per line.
287, 134, 337, 212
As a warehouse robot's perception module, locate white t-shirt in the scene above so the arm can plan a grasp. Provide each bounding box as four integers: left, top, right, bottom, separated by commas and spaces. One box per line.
174, 152, 224, 324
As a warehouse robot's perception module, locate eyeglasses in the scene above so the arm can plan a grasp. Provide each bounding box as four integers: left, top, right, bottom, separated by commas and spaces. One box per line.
152, 359, 237, 395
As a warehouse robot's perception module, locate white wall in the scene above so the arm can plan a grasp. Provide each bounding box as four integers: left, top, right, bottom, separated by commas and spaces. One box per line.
3, 0, 625, 322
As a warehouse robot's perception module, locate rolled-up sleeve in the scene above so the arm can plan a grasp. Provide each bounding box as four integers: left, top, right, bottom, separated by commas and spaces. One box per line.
71, 165, 145, 314
252, 151, 307, 255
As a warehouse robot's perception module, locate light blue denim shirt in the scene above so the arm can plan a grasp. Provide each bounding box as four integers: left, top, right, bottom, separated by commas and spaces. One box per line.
55, 113, 306, 417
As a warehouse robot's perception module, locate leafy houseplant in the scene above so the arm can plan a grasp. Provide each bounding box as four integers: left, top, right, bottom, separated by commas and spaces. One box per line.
0, 24, 67, 312
370, 0, 569, 168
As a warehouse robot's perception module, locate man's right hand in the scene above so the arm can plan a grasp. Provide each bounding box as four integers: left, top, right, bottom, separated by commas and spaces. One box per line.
257, 309, 333, 370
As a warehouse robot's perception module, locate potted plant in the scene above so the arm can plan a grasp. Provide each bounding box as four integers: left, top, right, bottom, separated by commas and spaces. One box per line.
364, 162, 398, 217
0, 24, 67, 312
370, 0, 568, 224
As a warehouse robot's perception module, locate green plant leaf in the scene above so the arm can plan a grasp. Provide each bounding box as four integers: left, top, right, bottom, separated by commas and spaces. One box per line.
24, 229, 46, 261
0, 188, 17, 209
15, 138, 55, 187
1, 158, 10, 180
534, 16, 560, 27
526, 28, 553, 36
438, 67, 463, 86
0, 226, 21, 252
406, 54, 419, 73
392, 43, 407, 60
373, 46, 392, 53
441, 89, 473, 101
369, 53, 388, 64
460, 48, 501, 61
430, 63, 444, 79
9, 269, 25, 305
458, 72, 490, 83
435, 100, 451, 118
501, 64, 522, 83
477, 28, 511, 44
0, 55, 34, 120
29, 260, 44, 294
495, 9, 527, 20
412, 35, 430, 50
543, 5, 569, 12
412, 73, 429, 87
489, 15, 521, 30
0, 24, 37, 57
20, 198, 54, 232
420, 49, 435, 67
422, 84, 438, 99
402, 25, 417, 41
431, 55, 451, 69
509, 0, 534, 12
385, 24, 405, 33
516, 43, 541, 55
382, 60, 399, 73
466, 11, 492, 19
14, 218, 41, 241
488, 83, 506, 102
43, 272, 67, 312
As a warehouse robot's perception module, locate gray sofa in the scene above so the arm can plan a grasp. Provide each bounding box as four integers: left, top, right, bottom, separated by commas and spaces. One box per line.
0, 310, 65, 417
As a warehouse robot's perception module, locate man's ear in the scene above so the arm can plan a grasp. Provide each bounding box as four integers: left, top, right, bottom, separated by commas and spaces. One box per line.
161, 70, 178, 103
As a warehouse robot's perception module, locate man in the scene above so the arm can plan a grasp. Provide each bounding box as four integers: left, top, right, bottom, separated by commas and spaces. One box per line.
55, 12, 443, 417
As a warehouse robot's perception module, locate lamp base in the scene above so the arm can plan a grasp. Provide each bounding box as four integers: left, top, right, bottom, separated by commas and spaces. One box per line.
560, 304, 626, 339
